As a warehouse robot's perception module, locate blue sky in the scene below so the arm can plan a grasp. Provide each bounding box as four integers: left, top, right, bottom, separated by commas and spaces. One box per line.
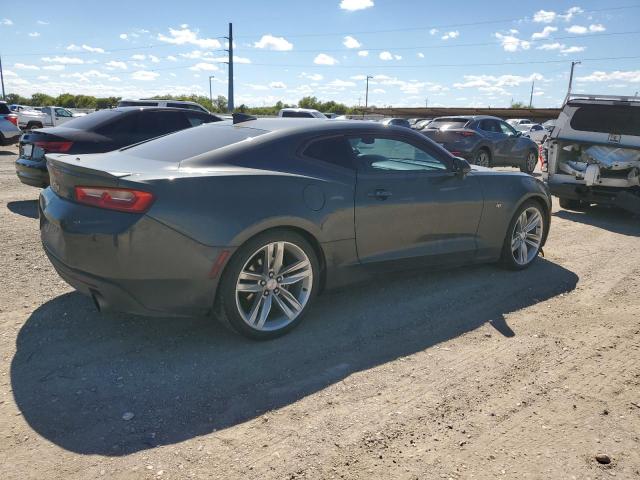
1, 0, 639, 107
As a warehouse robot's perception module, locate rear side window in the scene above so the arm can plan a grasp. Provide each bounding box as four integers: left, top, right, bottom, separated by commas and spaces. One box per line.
0, 103, 10, 115
302, 136, 354, 169
569, 104, 640, 136
427, 118, 469, 130
118, 101, 157, 107
282, 111, 313, 118
479, 119, 500, 133
137, 110, 190, 136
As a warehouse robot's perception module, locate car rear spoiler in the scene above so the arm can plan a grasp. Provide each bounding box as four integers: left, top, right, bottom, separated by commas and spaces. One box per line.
563, 93, 640, 106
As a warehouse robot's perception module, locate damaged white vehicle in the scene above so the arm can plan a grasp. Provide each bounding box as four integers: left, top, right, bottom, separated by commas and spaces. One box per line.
543, 94, 640, 214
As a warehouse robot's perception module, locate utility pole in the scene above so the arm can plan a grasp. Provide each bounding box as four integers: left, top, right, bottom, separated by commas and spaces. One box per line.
529, 80, 535, 108
225, 23, 234, 113
364, 75, 373, 116
425, 98, 428, 108
0, 54, 5, 101
208, 75, 215, 109
567, 60, 581, 98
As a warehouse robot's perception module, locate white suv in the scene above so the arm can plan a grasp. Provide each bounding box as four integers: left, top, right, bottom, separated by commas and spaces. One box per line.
543, 94, 640, 214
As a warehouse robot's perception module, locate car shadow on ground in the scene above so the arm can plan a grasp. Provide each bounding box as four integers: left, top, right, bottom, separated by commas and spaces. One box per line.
7, 200, 39, 219
554, 206, 640, 237
11, 258, 578, 456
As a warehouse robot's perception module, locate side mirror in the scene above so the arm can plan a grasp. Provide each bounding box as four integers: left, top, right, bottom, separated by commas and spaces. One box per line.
453, 157, 471, 176
514, 131, 522, 137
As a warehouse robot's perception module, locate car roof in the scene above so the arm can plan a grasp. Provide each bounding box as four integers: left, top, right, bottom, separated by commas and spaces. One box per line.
279, 108, 320, 112
109, 106, 212, 113
432, 115, 500, 121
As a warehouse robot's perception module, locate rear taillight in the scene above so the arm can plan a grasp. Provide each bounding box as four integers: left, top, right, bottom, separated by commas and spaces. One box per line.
74, 187, 155, 213
456, 131, 476, 137
34, 140, 74, 153
6, 114, 18, 126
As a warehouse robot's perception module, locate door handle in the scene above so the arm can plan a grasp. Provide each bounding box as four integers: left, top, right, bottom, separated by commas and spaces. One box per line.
368, 189, 392, 200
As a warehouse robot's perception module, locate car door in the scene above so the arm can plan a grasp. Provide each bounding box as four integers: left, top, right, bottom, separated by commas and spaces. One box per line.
352, 133, 484, 267
54, 108, 74, 126
495, 120, 521, 162
478, 119, 513, 165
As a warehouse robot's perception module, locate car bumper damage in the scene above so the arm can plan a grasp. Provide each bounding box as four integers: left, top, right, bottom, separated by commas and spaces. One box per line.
549, 141, 640, 214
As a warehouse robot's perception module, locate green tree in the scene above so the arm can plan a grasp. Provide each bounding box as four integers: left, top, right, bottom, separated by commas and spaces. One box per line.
30, 93, 56, 106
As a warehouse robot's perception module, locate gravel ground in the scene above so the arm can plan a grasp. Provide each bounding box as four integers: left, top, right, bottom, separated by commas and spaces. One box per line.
1, 143, 639, 479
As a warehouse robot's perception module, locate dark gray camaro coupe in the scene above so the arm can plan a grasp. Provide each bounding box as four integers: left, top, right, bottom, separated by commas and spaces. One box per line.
39, 116, 551, 339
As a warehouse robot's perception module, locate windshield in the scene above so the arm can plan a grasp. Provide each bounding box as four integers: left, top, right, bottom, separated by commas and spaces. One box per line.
569, 104, 640, 137
426, 118, 469, 130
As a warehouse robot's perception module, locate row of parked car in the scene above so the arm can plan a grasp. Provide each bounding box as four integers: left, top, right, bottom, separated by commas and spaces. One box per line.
5, 92, 638, 339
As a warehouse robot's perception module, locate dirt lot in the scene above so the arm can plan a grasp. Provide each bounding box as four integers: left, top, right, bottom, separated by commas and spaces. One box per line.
0, 143, 639, 480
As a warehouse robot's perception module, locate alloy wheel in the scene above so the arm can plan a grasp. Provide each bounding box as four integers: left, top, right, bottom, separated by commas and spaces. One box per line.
526, 151, 537, 173
476, 150, 490, 167
235, 241, 313, 332
511, 207, 543, 266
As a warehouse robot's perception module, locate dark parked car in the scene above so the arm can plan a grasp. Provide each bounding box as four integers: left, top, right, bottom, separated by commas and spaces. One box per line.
422, 116, 539, 173
40, 116, 551, 339
16, 107, 221, 187
381, 118, 411, 128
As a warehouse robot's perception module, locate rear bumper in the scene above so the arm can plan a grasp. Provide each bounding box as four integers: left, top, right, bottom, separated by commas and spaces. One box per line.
39, 188, 231, 317
16, 157, 49, 188
1, 131, 20, 145
549, 182, 640, 214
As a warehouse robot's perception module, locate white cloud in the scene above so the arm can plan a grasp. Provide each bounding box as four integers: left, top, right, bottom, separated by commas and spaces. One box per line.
533, 10, 556, 23
494, 33, 530, 52
357, 50, 369, 57
1, 18, 13, 26
28, 32, 40, 37
131, 54, 146, 61
576, 70, 640, 83
166, 55, 177, 61
537, 42, 564, 51
589, 24, 606, 33
560, 6, 584, 22
41, 56, 84, 64
561, 45, 585, 54
105, 60, 128, 70
179, 50, 206, 59
208, 55, 251, 64
314, 53, 338, 65
42, 65, 65, 71
14, 63, 40, 70
149, 55, 160, 63
339, 0, 374, 11
269, 81, 287, 89
37, 75, 49, 81
67, 44, 105, 53
253, 34, 293, 51
300, 72, 323, 81
119, 33, 128, 40
158, 27, 221, 49
566, 25, 588, 34
131, 70, 159, 81
37, 20, 49, 25
343, 35, 361, 49
372, 88, 385, 94
441, 31, 459, 40
454, 73, 543, 89
189, 62, 220, 72
417, 52, 425, 58
379, 51, 393, 60
246, 83, 269, 91
531, 26, 557, 40
63, 70, 120, 82
429, 28, 439, 35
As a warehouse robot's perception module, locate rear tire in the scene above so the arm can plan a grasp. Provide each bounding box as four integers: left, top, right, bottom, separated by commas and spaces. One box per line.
215, 229, 320, 340
474, 148, 491, 168
25, 122, 43, 130
520, 150, 538, 174
500, 200, 546, 270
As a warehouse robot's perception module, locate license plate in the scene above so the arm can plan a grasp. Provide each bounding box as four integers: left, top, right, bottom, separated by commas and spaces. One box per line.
22, 144, 33, 158
608, 133, 621, 143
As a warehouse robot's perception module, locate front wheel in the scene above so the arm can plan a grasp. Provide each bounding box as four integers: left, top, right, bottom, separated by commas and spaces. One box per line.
216, 230, 319, 340
500, 201, 546, 270
520, 150, 538, 174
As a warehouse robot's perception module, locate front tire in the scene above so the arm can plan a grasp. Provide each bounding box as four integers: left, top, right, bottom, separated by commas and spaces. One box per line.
500, 200, 546, 270
216, 230, 320, 340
